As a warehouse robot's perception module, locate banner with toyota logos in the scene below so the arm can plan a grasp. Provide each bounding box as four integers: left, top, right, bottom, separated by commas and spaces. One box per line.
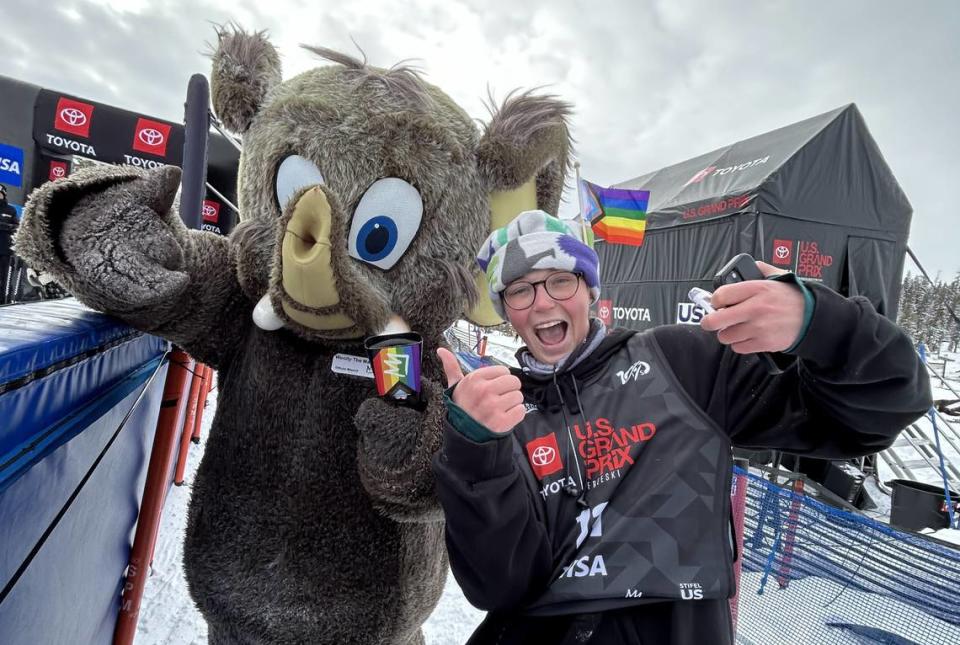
29, 89, 239, 235
34, 89, 185, 167
599, 104, 913, 322
597, 281, 715, 332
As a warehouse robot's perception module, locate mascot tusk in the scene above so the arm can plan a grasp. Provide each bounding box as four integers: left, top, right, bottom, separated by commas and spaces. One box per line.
253, 294, 285, 331
378, 314, 411, 335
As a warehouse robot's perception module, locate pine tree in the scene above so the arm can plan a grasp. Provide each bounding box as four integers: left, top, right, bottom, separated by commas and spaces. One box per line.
917, 275, 939, 349
950, 272, 960, 353
898, 272, 917, 342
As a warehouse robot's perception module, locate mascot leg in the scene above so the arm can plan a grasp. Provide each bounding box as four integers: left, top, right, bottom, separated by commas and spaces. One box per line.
207, 621, 259, 645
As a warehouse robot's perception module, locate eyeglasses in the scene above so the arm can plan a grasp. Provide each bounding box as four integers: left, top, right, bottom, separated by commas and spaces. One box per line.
502, 271, 582, 310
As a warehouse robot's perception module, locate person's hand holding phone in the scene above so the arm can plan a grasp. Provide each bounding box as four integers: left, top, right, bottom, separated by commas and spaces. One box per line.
700, 260, 805, 354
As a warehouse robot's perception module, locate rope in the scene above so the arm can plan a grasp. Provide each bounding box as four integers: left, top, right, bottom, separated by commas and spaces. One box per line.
169, 359, 207, 379
918, 342, 957, 530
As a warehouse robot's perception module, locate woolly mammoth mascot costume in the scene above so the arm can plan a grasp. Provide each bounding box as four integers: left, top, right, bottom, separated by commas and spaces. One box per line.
15, 27, 571, 645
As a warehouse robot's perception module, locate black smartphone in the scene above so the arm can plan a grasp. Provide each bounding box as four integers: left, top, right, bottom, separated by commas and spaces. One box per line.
711, 253, 781, 374
713, 253, 764, 289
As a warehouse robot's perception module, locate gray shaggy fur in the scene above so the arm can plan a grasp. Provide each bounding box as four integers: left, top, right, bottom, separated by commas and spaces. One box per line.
211, 26, 283, 134
479, 89, 574, 215
14, 25, 572, 645
302, 45, 436, 110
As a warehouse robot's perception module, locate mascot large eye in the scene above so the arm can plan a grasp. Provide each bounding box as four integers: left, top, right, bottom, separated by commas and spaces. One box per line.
348, 178, 423, 270
275, 155, 325, 210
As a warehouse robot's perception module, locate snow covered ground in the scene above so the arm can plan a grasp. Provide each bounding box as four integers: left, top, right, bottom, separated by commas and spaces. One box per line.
736, 570, 960, 645
876, 350, 960, 499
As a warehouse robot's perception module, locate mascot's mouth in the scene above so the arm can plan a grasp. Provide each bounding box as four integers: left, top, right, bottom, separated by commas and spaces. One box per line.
253, 293, 408, 338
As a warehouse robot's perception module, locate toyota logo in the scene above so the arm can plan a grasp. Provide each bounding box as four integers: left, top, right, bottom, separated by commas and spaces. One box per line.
202, 204, 217, 218
531, 446, 555, 467
599, 305, 610, 319
775, 245, 790, 259
139, 128, 165, 146
52, 166, 65, 178
60, 108, 87, 126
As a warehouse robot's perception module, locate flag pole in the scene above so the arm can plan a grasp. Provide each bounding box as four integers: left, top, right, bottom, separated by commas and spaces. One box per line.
574, 160, 589, 242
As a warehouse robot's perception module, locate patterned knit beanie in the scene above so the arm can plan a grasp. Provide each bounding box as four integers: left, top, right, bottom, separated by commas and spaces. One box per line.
476, 210, 600, 319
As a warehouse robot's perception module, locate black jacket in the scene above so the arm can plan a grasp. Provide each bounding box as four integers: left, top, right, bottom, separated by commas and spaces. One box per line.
0, 202, 18, 237
432, 282, 931, 645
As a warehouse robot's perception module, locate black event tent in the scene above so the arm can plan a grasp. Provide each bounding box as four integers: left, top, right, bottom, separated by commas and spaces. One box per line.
596, 104, 913, 331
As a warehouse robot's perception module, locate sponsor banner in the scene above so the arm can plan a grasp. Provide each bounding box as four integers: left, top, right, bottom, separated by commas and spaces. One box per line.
34, 90, 184, 167
31, 91, 242, 236
0, 142, 25, 187
599, 283, 711, 330
768, 237, 836, 280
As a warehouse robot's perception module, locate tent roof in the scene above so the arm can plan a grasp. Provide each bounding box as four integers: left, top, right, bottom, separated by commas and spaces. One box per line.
614, 104, 912, 233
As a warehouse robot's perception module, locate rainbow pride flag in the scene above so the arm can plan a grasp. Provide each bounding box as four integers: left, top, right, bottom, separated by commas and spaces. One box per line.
372, 343, 421, 398
579, 179, 650, 246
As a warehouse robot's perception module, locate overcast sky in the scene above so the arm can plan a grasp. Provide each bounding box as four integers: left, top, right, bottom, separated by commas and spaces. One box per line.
6, 0, 959, 277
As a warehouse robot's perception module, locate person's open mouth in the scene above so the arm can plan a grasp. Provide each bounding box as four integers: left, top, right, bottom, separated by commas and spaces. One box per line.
534, 320, 568, 346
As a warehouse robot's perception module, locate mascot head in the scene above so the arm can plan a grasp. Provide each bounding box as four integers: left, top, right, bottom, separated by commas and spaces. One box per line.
211, 27, 572, 341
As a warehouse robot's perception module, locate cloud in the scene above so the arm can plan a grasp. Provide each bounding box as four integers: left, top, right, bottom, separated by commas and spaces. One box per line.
6, 0, 959, 275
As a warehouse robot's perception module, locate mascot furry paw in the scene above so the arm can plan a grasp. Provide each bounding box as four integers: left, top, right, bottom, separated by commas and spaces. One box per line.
14, 26, 571, 645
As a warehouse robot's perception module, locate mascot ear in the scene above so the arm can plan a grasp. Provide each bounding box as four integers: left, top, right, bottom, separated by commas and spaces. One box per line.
465, 91, 573, 326
210, 26, 282, 134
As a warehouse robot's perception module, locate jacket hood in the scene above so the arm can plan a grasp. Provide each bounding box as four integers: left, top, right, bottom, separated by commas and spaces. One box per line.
515, 327, 636, 414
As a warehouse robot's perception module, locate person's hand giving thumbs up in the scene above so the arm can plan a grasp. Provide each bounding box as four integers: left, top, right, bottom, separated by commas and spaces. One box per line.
436, 347, 526, 435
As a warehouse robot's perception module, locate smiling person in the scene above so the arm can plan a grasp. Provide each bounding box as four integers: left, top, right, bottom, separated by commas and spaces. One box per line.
432, 209, 932, 645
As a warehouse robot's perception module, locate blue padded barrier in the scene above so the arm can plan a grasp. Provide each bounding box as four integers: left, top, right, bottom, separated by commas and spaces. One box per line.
0, 299, 168, 644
